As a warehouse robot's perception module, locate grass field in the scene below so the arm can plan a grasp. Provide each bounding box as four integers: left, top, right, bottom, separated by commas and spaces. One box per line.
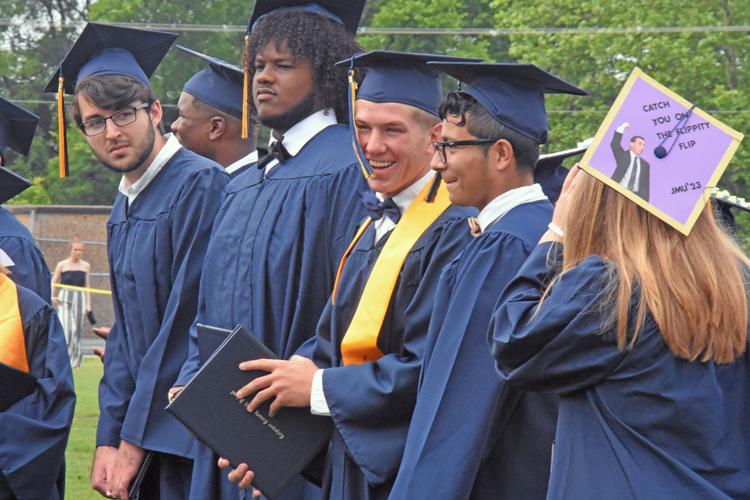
66, 356, 103, 500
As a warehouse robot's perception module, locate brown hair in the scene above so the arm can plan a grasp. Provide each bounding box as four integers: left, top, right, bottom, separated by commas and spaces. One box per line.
72, 74, 156, 124
557, 172, 749, 364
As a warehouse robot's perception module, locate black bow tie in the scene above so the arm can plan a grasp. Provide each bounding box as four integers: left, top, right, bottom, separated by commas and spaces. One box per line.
257, 131, 291, 170
360, 190, 401, 223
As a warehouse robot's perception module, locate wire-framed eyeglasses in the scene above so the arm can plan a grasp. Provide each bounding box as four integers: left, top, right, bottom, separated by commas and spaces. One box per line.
433, 139, 499, 164
79, 103, 151, 137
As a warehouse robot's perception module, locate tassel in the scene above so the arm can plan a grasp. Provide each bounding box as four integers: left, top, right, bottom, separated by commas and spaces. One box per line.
425, 172, 441, 202
348, 69, 372, 178
57, 72, 69, 178
241, 33, 250, 140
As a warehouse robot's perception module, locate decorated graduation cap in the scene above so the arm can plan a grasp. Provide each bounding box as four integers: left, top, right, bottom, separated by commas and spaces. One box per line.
337, 51, 481, 180
177, 46, 244, 119
0, 96, 39, 160
579, 67, 744, 235
427, 62, 588, 145
535, 138, 592, 203
44, 22, 177, 177
239, 1, 367, 139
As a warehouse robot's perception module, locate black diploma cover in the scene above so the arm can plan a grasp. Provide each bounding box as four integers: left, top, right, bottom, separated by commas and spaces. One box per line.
166, 324, 331, 499
0, 362, 36, 411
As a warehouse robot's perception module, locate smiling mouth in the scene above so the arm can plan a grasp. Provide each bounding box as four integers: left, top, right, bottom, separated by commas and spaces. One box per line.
368, 160, 395, 169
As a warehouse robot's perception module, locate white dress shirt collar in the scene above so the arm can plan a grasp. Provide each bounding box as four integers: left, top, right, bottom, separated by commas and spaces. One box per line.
226, 150, 259, 175
476, 183, 548, 233
374, 170, 434, 242
118, 133, 182, 205
264, 108, 338, 173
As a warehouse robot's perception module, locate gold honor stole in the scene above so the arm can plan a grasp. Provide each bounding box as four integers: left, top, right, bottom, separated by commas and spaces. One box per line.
335, 178, 451, 366
0, 273, 28, 372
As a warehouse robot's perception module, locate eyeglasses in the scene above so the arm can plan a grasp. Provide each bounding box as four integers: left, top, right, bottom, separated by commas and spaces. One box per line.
433, 139, 499, 164
79, 103, 151, 137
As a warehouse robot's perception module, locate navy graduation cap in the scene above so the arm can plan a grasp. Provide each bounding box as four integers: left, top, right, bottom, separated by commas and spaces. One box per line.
177, 46, 244, 119
337, 51, 481, 179
44, 23, 177, 177
0, 168, 33, 205
247, 0, 366, 35
0, 96, 39, 160
427, 62, 588, 144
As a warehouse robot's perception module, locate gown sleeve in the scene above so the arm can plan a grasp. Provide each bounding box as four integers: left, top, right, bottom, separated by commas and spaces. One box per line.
321, 218, 470, 485
490, 242, 629, 395
0, 289, 75, 499
0, 235, 52, 303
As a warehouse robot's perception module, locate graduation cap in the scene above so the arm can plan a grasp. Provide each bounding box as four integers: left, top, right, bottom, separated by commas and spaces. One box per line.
535, 138, 592, 203
0, 96, 39, 160
176, 46, 244, 120
336, 51, 481, 181
44, 23, 177, 177
247, 0, 366, 35
0, 168, 33, 205
239, 1, 366, 139
426, 62, 588, 144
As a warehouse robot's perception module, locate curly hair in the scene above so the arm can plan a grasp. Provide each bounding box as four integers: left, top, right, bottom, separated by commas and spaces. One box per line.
248, 10, 362, 123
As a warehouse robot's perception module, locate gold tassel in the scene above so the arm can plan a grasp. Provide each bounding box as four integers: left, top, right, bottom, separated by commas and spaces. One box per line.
241, 33, 250, 140
57, 74, 69, 178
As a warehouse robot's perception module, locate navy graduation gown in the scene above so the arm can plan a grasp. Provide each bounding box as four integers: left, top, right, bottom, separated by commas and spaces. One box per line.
0, 284, 75, 500
0, 208, 51, 302
306, 205, 474, 500
97, 149, 227, 465
491, 242, 750, 499
176, 124, 368, 500
390, 200, 556, 500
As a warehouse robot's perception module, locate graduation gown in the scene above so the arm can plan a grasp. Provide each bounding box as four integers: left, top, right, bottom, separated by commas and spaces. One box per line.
490, 242, 750, 500
175, 124, 368, 500
0, 282, 75, 500
305, 204, 473, 500
390, 200, 556, 500
97, 149, 227, 470
0, 208, 51, 302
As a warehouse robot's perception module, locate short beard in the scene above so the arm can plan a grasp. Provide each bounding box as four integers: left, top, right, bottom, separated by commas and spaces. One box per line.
259, 90, 318, 133
100, 124, 156, 174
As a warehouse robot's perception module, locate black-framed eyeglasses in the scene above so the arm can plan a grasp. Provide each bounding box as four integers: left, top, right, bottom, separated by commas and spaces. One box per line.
433, 139, 499, 164
79, 103, 151, 137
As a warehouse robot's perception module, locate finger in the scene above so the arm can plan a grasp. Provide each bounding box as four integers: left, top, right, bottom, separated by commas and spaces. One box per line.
217, 457, 230, 470
247, 386, 277, 413
227, 463, 248, 484
269, 394, 286, 417
239, 470, 255, 490
239, 358, 283, 372
235, 373, 274, 400
560, 164, 582, 195
253, 488, 264, 498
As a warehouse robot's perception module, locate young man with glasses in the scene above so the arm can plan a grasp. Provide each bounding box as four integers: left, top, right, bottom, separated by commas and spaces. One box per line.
47, 23, 228, 499
390, 62, 587, 500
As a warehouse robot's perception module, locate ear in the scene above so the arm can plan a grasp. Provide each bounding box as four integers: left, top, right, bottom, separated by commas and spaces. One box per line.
426, 121, 442, 154
149, 100, 163, 127
490, 139, 515, 173
208, 116, 226, 141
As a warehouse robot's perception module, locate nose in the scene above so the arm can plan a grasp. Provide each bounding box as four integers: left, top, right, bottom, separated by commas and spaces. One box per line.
103, 117, 123, 140
430, 150, 446, 171
254, 64, 274, 85
170, 117, 181, 135
362, 129, 386, 156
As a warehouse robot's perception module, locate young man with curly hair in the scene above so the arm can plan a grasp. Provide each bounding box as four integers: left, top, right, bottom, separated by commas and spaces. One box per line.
172, 2, 368, 499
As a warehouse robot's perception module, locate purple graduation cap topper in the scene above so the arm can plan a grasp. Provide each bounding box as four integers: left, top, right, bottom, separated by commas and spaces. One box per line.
579, 67, 744, 236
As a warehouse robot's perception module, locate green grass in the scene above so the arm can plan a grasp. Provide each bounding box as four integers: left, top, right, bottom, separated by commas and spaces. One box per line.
66, 356, 103, 500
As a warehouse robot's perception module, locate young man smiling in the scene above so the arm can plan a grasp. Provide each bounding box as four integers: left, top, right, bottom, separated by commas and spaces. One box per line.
171, 2, 368, 499
46, 23, 228, 499
390, 62, 587, 500
223, 51, 476, 500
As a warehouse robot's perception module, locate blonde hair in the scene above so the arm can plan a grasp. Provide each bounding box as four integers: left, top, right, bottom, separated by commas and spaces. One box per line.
557, 173, 749, 364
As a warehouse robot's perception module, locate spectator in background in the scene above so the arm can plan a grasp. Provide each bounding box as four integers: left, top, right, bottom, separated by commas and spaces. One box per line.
51, 237, 93, 368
